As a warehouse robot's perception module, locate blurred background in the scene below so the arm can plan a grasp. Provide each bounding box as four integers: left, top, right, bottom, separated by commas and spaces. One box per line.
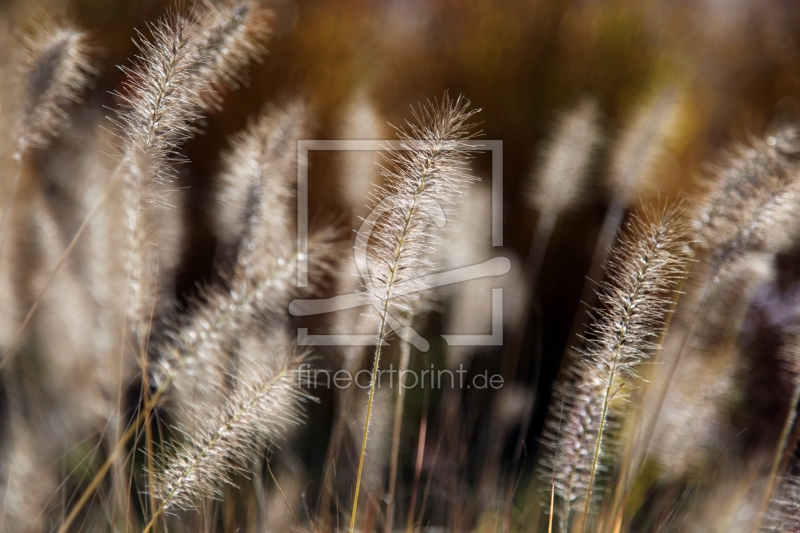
4, 0, 800, 529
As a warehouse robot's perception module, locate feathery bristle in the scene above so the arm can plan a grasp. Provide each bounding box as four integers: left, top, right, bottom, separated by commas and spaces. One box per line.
154, 340, 311, 511
17, 24, 95, 152
214, 99, 310, 258
527, 98, 600, 215
694, 126, 800, 265
540, 206, 689, 519
363, 93, 480, 328
194, 0, 273, 110
608, 89, 681, 204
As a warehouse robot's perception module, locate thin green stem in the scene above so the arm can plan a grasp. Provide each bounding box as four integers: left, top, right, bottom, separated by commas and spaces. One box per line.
350, 326, 387, 532
580, 347, 622, 531
350, 143, 438, 532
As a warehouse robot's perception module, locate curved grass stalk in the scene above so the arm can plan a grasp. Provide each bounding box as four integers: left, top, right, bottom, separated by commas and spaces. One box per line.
579, 208, 688, 529
352, 166, 433, 530
143, 370, 289, 531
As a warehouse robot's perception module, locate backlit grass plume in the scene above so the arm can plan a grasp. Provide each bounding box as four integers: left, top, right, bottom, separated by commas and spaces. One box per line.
349, 93, 480, 531
527, 97, 600, 216
0, 21, 95, 262
520, 96, 600, 312
163, 99, 313, 414
157, 229, 336, 418
214, 99, 310, 258
149, 337, 311, 527
114, 4, 272, 346
195, 0, 273, 110
14, 23, 96, 153
609, 88, 681, 205
113, 13, 209, 347
540, 206, 689, 530
695, 126, 800, 266
561, 90, 681, 357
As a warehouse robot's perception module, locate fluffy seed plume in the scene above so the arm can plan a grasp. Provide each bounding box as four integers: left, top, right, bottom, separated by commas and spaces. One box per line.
361, 93, 480, 328
113, 14, 207, 188
214, 99, 310, 257
0, 22, 96, 263
694, 126, 800, 265
163, 98, 317, 412
338, 91, 384, 222
114, 6, 275, 345
157, 229, 337, 413
194, 0, 273, 110
527, 98, 600, 215
153, 338, 311, 515
350, 93, 480, 531
15, 23, 96, 153
113, 13, 210, 345
608, 89, 681, 204
540, 206, 689, 524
